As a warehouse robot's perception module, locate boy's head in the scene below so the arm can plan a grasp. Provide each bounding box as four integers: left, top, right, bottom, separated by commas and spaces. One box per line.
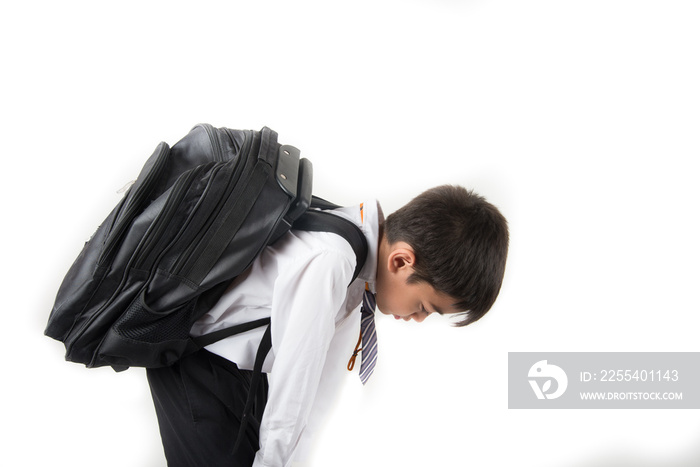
377, 185, 509, 326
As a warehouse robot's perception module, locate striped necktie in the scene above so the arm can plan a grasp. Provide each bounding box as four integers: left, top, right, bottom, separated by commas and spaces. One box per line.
359, 288, 378, 384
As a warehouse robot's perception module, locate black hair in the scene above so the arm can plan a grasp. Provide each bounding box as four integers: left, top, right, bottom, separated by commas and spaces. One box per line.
383, 185, 509, 326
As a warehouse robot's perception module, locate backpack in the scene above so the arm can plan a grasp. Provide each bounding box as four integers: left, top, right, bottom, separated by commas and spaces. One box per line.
44, 123, 368, 373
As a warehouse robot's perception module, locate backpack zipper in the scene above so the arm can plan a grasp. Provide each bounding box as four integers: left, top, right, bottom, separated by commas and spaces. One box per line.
132, 164, 211, 271
170, 131, 254, 276
159, 162, 228, 275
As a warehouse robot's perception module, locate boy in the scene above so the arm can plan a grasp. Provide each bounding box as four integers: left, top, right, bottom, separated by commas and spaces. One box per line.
146, 184, 509, 467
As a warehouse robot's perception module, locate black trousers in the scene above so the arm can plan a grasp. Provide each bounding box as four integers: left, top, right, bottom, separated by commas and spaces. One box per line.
146, 349, 268, 467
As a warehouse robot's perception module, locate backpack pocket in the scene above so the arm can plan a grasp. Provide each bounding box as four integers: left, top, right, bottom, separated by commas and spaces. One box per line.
99, 142, 171, 266
97, 289, 199, 369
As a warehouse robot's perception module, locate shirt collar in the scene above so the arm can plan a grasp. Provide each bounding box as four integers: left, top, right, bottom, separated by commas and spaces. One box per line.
325, 199, 383, 293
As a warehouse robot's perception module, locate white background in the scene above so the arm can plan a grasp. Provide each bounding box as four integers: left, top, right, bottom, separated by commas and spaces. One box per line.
2, 1, 699, 466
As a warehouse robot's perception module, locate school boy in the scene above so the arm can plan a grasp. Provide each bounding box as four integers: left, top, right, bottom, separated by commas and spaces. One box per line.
146, 184, 509, 467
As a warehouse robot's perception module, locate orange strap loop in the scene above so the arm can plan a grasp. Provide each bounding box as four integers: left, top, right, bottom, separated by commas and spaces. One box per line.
347, 330, 363, 371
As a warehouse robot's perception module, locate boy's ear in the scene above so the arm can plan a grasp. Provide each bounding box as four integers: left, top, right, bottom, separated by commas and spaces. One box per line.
386, 241, 416, 274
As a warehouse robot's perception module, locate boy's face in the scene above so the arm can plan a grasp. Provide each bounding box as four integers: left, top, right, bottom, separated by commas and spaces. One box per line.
375, 240, 457, 322
377, 277, 456, 322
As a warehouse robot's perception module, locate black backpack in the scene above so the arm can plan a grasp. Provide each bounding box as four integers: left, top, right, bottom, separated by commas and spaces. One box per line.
45, 123, 368, 373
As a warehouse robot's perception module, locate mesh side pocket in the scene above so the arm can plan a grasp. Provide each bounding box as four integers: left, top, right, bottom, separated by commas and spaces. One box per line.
113, 295, 197, 344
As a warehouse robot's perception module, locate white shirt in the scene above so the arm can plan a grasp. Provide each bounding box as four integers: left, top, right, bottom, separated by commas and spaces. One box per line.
190, 200, 382, 467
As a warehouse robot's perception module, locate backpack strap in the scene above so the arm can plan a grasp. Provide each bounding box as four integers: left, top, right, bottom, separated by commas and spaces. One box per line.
309, 195, 341, 210
232, 323, 272, 456
190, 317, 271, 349
292, 208, 368, 283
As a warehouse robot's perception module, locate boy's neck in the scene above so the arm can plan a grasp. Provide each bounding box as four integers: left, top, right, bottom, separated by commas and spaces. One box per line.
375, 226, 389, 294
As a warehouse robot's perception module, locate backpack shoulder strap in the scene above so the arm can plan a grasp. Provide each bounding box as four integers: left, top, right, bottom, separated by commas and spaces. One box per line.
292, 208, 368, 283
309, 195, 341, 210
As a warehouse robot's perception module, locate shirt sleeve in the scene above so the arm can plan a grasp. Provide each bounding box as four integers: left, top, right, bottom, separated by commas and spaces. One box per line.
252, 248, 354, 467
